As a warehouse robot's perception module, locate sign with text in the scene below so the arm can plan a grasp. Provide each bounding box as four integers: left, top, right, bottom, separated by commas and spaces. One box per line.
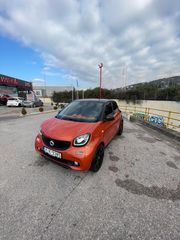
0, 74, 32, 90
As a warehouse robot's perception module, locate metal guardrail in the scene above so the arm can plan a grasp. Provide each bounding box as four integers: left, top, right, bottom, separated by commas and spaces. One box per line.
119, 105, 180, 130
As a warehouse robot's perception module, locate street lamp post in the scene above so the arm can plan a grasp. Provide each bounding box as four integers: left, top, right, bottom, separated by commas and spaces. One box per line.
71, 85, 74, 102
76, 80, 79, 99
98, 63, 103, 99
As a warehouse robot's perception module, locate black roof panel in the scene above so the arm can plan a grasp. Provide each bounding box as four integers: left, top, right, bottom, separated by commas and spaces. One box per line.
74, 98, 112, 103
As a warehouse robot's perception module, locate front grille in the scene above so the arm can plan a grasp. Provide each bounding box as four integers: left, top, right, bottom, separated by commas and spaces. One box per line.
41, 134, 71, 150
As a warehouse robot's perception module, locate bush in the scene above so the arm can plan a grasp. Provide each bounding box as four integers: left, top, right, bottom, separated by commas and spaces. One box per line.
21, 107, 27, 115
51, 102, 54, 106
39, 107, 44, 112
53, 106, 57, 110
60, 103, 65, 108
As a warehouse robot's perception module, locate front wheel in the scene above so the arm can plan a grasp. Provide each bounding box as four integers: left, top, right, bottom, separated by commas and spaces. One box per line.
90, 144, 104, 172
117, 119, 123, 135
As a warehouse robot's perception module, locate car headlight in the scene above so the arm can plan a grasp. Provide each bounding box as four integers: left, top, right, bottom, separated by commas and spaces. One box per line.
73, 133, 90, 147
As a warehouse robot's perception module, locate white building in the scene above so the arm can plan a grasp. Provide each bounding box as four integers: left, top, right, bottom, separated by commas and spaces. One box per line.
33, 86, 73, 97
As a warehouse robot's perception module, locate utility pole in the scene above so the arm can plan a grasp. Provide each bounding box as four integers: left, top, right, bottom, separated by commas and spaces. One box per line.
71, 85, 74, 102
123, 64, 127, 89
76, 80, 79, 99
98, 63, 103, 99
44, 73, 47, 98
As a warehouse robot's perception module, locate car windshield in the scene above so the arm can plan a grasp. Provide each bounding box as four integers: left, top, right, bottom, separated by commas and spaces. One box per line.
56, 101, 104, 122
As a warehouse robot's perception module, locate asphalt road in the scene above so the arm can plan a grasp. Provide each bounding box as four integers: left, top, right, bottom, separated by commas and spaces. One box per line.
0, 112, 180, 240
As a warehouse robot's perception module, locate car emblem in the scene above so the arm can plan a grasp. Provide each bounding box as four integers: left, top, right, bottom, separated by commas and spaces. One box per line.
50, 140, 54, 147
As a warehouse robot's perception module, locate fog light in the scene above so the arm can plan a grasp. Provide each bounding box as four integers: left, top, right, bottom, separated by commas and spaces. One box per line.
37, 147, 40, 150
36, 137, 40, 143
74, 161, 79, 166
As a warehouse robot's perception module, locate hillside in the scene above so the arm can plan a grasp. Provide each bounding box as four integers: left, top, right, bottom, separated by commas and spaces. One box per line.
127, 76, 180, 90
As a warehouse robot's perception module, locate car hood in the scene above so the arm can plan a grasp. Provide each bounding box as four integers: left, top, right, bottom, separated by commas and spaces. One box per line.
41, 117, 100, 141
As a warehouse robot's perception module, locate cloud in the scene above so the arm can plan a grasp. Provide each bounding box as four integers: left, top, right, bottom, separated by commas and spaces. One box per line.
0, 0, 179, 88
32, 78, 45, 86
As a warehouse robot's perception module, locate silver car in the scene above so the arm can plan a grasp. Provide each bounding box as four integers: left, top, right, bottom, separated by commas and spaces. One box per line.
22, 99, 43, 108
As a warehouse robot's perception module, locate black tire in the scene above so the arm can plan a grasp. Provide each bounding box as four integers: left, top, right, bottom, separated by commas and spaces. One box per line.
90, 144, 104, 172
18, 103, 21, 107
117, 119, 123, 135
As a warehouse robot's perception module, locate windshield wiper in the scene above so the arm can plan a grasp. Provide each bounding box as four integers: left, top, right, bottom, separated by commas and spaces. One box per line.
62, 116, 76, 121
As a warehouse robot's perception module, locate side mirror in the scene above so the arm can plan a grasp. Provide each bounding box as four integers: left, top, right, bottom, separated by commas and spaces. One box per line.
104, 113, 115, 121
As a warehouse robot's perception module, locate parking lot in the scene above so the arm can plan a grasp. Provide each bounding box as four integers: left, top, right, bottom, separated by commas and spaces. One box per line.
0, 112, 180, 240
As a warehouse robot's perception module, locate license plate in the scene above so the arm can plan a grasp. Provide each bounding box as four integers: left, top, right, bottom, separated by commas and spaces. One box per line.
43, 147, 61, 158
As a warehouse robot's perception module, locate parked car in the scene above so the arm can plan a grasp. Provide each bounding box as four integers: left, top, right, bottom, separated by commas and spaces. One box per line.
0, 94, 11, 105
22, 99, 43, 108
35, 99, 123, 172
7, 97, 24, 107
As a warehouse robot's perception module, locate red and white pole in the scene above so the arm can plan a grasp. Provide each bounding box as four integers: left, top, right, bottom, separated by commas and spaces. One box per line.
98, 63, 103, 99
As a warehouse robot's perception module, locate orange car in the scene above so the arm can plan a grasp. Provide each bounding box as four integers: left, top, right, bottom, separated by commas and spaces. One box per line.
35, 99, 123, 172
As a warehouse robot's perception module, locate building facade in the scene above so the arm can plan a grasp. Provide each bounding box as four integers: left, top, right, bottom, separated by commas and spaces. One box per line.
0, 74, 32, 96
33, 86, 73, 97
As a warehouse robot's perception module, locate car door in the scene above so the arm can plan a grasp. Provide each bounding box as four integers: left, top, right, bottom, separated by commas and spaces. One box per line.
101, 102, 115, 146
112, 101, 121, 135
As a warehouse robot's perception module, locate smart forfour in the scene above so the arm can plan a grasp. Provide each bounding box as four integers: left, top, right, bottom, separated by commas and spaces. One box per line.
35, 99, 123, 172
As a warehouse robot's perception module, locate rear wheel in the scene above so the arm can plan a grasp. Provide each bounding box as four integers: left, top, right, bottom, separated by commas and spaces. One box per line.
90, 144, 104, 172
117, 119, 123, 135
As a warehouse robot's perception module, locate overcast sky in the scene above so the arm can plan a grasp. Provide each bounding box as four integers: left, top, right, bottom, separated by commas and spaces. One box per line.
0, 0, 180, 89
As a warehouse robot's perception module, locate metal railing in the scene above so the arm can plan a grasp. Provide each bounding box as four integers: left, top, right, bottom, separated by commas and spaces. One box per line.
119, 105, 180, 130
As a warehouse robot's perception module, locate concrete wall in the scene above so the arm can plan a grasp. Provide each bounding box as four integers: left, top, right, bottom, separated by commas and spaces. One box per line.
117, 100, 180, 112
39, 97, 52, 104
116, 100, 180, 132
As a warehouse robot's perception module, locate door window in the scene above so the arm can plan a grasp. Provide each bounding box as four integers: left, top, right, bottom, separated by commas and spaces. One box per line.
104, 102, 113, 117
112, 101, 119, 112
112, 101, 117, 110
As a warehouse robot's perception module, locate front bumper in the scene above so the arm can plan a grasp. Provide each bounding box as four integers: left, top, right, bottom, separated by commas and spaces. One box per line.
35, 134, 97, 171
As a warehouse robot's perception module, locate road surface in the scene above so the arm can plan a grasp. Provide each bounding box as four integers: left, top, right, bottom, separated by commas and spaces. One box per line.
0, 113, 180, 240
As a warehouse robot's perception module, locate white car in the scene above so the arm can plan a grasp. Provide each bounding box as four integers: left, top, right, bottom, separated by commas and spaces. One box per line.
7, 97, 24, 107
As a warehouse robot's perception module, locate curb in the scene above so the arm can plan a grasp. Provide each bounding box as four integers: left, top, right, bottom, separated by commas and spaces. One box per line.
20, 109, 57, 117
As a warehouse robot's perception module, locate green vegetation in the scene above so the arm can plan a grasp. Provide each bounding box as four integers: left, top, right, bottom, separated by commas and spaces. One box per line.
51, 77, 180, 102
21, 107, 27, 115
52, 85, 180, 102
52, 90, 74, 103
119, 85, 180, 101
39, 107, 44, 112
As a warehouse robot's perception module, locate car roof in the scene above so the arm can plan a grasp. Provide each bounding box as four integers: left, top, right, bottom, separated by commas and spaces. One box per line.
75, 98, 113, 103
